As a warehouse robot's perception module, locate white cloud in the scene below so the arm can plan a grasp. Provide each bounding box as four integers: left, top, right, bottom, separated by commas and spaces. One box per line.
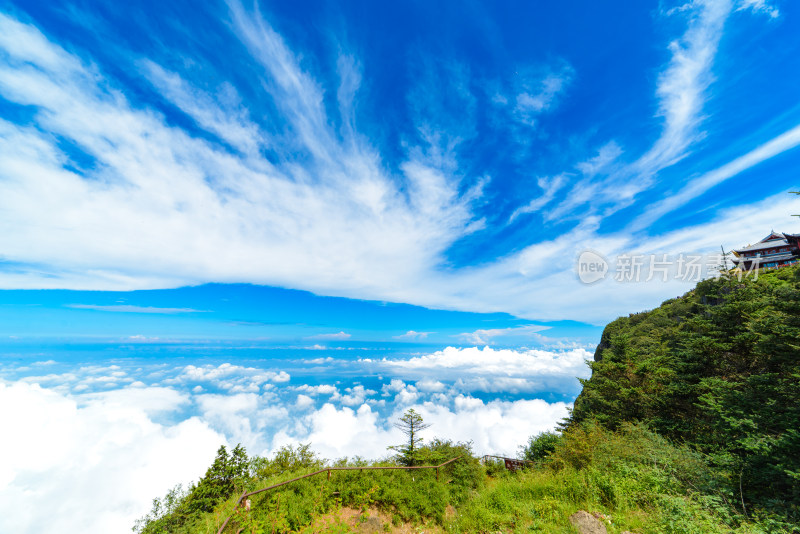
80, 386, 189, 416
272, 371, 291, 383
511, 62, 574, 126
637, 0, 731, 172
456, 324, 551, 345
543, 1, 733, 221
339, 385, 377, 406
0, 382, 224, 534
381, 378, 408, 396
271, 403, 394, 460
193, 392, 281, 450
295, 394, 314, 409
307, 331, 351, 341
393, 330, 432, 340
415, 379, 446, 393
127, 335, 161, 342
394, 386, 420, 406
510, 173, 570, 221
0, 366, 573, 530
294, 384, 339, 396
140, 59, 263, 154
736, 0, 779, 18
270, 396, 570, 460
305, 356, 335, 364
632, 121, 800, 229
421, 397, 569, 456
575, 141, 624, 177
177, 363, 290, 388
0, 10, 480, 305
376, 346, 590, 391
0, 5, 792, 330
0, 10, 568, 327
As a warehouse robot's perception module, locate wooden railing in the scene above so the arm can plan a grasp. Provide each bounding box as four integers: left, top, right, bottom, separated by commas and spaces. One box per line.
216, 456, 462, 534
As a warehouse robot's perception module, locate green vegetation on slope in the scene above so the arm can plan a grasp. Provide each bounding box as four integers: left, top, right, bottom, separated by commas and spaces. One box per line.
134, 440, 482, 534
450, 423, 777, 533
136, 424, 793, 533
136, 266, 800, 533
571, 266, 800, 523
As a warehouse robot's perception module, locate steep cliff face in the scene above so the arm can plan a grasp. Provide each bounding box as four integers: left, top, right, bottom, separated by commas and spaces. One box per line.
570, 266, 800, 521
591, 327, 611, 362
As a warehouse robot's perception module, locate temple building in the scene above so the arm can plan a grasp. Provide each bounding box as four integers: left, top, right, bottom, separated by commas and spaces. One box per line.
732, 231, 800, 271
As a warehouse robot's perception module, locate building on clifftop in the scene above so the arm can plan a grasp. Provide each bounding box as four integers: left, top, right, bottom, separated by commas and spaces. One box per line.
731, 231, 800, 271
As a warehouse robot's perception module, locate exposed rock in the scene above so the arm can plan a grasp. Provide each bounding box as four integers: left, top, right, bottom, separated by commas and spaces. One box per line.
569, 510, 607, 534
356, 515, 384, 533
593, 327, 612, 361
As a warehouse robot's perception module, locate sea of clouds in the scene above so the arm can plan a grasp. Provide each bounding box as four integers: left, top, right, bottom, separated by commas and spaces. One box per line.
0, 345, 590, 533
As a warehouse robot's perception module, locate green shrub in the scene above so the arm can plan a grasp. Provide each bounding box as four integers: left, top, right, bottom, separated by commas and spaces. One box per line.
520, 431, 562, 463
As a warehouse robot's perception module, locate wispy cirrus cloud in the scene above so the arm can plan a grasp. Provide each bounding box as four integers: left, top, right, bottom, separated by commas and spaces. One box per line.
139, 59, 263, 155
631, 121, 800, 229
509, 173, 569, 222
510, 62, 575, 127
0, 9, 483, 310
0, 2, 794, 327
536, 0, 733, 221
736, 0, 779, 18
635, 0, 732, 174
67, 304, 204, 314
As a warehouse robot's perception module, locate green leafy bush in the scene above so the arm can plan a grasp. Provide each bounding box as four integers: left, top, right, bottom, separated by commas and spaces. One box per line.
520, 431, 561, 463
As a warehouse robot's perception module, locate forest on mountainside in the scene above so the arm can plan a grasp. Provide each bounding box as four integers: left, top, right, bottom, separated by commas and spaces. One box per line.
571, 265, 800, 523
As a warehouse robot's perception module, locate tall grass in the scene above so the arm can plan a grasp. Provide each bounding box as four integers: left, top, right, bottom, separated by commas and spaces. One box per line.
446, 423, 793, 533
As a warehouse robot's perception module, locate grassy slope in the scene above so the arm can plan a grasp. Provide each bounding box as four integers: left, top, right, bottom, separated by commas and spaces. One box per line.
450, 424, 776, 533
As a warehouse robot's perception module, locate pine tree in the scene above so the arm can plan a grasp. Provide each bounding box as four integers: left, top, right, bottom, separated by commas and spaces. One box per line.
388, 408, 430, 466
187, 444, 249, 513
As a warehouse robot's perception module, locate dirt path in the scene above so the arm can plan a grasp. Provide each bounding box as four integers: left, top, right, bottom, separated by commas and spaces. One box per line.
307, 506, 451, 534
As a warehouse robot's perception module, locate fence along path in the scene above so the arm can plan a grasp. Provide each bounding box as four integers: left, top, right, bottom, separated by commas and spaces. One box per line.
216, 456, 463, 534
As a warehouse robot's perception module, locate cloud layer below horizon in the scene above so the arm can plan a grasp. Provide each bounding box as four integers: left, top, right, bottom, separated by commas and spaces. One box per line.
0, 344, 584, 532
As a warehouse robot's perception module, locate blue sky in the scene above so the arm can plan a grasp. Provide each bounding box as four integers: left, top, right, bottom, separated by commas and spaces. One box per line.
1, 0, 799, 327
1, 0, 799, 532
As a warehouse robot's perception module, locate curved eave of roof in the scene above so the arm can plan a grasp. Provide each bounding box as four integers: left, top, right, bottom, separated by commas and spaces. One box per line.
732, 252, 797, 264
734, 239, 790, 254
733, 232, 800, 254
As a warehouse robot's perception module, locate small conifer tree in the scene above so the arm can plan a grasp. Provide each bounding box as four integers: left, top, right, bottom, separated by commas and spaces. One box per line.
388, 408, 430, 466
